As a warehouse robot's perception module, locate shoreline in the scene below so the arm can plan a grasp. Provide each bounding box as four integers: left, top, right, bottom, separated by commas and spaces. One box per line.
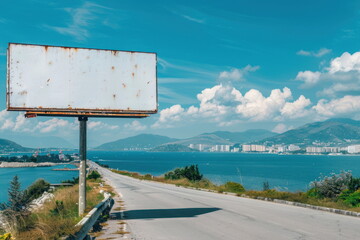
0, 162, 65, 168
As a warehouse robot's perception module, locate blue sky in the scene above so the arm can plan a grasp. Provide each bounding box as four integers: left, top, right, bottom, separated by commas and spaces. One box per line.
1, 0, 360, 147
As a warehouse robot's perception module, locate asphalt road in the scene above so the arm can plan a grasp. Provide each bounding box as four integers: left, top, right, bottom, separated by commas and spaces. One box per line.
91, 162, 360, 240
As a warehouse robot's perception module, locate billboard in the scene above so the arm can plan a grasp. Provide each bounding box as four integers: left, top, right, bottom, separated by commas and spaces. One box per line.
7, 43, 157, 116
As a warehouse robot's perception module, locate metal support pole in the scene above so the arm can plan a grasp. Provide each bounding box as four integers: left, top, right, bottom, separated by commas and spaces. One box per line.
78, 116, 88, 216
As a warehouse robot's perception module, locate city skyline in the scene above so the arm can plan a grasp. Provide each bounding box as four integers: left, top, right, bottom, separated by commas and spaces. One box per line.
1, 1, 360, 146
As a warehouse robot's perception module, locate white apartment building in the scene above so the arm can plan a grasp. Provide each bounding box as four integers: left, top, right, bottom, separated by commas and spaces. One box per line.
348, 145, 360, 154
242, 144, 266, 152
242, 145, 251, 152
306, 147, 324, 153
288, 144, 301, 151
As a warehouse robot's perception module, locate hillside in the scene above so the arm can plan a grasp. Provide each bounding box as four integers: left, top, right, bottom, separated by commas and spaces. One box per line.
208, 129, 276, 143
168, 134, 234, 146
150, 144, 199, 152
95, 134, 178, 151
255, 118, 360, 146
8, 136, 75, 149
0, 138, 31, 153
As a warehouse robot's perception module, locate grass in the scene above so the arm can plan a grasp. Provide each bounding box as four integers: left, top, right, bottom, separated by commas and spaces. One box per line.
13, 179, 105, 240
111, 169, 360, 213
244, 190, 360, 212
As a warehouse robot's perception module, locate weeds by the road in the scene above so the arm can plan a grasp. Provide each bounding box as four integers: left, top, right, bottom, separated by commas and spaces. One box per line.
14, 179, 104, 239
0, 171, 111, 240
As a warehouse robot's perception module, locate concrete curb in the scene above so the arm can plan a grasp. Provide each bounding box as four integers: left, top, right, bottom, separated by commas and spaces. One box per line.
254, 196, 360, 217
174, 186, 360, 218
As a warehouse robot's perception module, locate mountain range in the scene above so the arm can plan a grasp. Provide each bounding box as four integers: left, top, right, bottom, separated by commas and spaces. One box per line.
95, 129, 275, 151
0, 138, 31, 153
255, 118, 360, 146
2, 118, 360, 153
95, 134, 178, 151
95, 118, 360, 150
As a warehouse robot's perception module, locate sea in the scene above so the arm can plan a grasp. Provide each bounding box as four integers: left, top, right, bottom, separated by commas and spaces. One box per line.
1, 151, 360, 203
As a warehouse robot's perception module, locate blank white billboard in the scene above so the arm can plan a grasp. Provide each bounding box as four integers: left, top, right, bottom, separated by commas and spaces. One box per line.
7, 43, 157, 115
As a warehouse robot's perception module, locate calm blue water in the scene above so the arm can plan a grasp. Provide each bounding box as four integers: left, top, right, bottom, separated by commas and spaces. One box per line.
1, 151, 360, 203
0, 164, 78, 203
88, 151, 360, 192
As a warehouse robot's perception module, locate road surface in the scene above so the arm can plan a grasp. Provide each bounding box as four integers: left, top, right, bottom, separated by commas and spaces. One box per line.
91, 162, 360, 240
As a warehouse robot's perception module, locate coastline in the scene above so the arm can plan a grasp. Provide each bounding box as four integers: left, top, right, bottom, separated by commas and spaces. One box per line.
0, 162, 62, 168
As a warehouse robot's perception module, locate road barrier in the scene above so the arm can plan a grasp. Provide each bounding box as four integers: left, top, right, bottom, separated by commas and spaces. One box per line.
62, 193, 114, 240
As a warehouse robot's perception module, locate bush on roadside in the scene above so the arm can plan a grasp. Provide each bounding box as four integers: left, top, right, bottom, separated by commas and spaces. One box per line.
87, 170, 101, 180
220, 182, 245, 193
164, 165, 203, 181
349, 177, 360, 192
24, 179, 50, 201
310, 171, 352, 199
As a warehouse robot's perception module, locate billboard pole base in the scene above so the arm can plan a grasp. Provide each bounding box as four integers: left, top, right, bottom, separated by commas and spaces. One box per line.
78, 116, 88, 216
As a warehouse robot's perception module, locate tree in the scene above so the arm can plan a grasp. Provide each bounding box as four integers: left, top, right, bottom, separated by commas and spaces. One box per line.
0, 176, 29, 212
0, 176, 30, 234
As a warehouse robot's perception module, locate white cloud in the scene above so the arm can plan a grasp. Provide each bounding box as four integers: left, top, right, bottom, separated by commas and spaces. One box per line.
218, 65, 259, 82
35, 118, 71, 133
124, 120, 147, 131
236, 87, 295, 121
88, 121, 119, 131
328, 52, 360, 74
46, 2, 112, 41
296, 51, 360, 96
280, 95, 311, 118
153, 84, 312, 128
313, 95, 360, 117
272, 123, 293, 134
1, 119, 14, 130
297, 48, 331, 57
181, 15, 204, 24
296, 71, 321, 88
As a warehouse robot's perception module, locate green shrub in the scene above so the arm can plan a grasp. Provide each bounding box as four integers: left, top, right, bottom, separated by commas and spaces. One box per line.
144, 174, 153, 180
24, 179, 50, 201
339, 190, 360, 207
306, 188, 321, 198
164, 165, 203, 181
87, 170, 101, 180
221, 182, 245, 193
349, 177, 360, 192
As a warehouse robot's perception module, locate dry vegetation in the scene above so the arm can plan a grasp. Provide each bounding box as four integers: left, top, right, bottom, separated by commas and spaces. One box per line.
14, 179, 104, 240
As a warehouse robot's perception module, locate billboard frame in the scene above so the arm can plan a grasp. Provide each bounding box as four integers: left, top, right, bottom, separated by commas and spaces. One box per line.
7, 42, 158, 117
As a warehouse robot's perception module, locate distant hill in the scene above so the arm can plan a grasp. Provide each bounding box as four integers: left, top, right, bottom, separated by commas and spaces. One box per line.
7, 136, 75, 149
150, 144, 199, 152
95, 134, 178, 151
96, 130, 277, 151
0, 138, 32, 153
168, 134, 233, 146
208, 130, 276, 143
255, 118, 360, 146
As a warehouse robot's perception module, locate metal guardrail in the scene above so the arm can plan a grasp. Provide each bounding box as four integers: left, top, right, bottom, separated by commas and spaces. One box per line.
63, 193, 114, 240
